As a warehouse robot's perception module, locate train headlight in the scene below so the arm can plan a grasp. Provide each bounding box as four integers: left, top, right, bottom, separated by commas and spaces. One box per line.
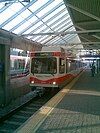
31, 81, 34, 84
53, 81, 56, 85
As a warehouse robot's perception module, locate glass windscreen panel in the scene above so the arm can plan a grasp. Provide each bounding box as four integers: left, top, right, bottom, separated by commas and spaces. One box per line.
31, 57, 57, 74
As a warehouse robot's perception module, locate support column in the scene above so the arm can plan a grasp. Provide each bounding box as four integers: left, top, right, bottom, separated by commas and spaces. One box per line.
98, 59, 100, 72
0, 44, 11, 106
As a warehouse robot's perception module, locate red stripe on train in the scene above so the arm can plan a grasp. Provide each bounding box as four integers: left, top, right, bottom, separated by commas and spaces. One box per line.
30, 74, 76, 84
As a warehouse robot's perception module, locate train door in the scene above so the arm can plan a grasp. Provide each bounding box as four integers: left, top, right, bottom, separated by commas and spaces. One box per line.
66, 59, 69, 73
59, 58, 66, 74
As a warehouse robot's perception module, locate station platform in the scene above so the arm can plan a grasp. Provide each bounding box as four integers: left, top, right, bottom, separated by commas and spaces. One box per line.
15, 69, 100, 133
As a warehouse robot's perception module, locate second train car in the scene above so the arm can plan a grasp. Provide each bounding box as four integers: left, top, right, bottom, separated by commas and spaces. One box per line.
10, 49, 31, 99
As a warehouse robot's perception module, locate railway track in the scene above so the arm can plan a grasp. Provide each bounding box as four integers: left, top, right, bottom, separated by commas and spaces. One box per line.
0, 90, 58, 133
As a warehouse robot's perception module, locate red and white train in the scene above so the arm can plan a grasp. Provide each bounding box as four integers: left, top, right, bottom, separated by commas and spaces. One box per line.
10, 54, 30, 78
30, 47, 86, 91
10, 49, 31, 99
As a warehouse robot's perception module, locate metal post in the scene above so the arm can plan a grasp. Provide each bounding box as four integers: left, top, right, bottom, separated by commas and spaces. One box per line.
0, 44, 11, 106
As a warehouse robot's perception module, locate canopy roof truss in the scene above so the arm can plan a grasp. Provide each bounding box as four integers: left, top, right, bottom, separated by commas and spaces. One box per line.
0, 0, 82, 51
64, 0, 100, 50
0, 0, 100, 55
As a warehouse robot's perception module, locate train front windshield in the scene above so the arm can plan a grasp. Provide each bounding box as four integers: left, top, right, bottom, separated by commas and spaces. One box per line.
31, 57, 57, 74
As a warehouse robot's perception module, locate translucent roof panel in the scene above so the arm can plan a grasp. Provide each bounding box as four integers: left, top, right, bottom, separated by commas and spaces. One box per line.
36, 0, 62, 17
0, 0, 80, 47
42, 5, 66, 22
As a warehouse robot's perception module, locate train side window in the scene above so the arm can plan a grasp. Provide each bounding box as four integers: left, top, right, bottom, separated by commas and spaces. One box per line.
59, 58, 65, 74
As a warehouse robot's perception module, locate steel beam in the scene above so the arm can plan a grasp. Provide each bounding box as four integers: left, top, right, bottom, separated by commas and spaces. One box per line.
0, 29, 42, 51
22, 29, 100, 36
66, 42, 100, 45
44, 42, 100, 47
66, 3, 100, 22
75, 25, 100, 40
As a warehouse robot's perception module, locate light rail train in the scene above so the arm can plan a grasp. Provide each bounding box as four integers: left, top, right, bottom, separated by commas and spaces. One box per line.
10, 55, 30, 78
30, 47, 86, 91
10, 49, 30, 99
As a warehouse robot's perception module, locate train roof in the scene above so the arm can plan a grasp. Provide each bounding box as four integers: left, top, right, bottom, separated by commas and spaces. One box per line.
30, 47, 77, 58
41, 46, 65, 52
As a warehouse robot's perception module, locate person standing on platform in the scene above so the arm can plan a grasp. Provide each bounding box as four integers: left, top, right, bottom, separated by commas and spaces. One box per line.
91, 62, 96, 77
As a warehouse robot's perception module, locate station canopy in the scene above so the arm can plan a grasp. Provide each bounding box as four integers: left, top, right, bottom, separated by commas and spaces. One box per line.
0, 0, 100, 55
